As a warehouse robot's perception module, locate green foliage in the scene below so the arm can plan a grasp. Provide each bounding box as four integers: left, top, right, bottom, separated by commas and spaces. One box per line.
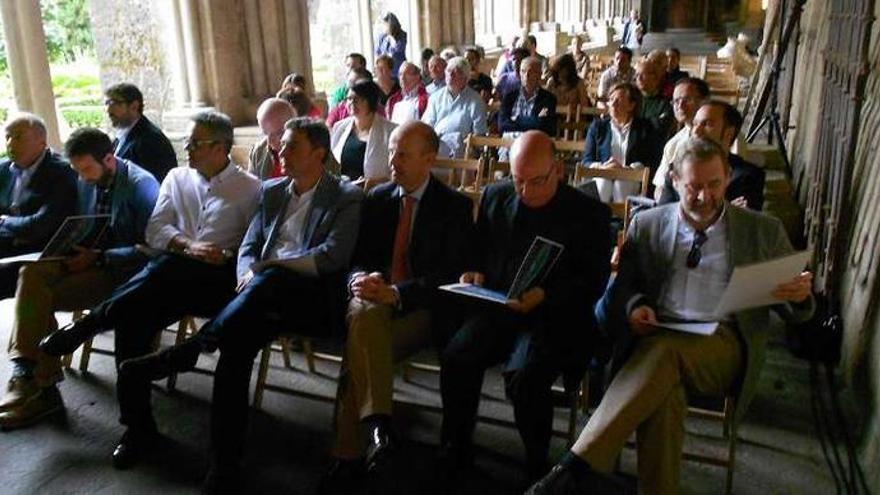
51, 66, 101, 101
0, 107, 7, 124
60, 106, 105, 129
41, 0, 95, 64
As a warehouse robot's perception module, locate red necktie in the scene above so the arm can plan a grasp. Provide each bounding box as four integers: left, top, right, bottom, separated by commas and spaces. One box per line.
269, 148, 283, 178
390, 196, 415, 284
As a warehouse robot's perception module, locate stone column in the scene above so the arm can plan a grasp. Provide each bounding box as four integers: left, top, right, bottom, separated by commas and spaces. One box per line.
283, 0, 313, 92
161, 0, 191, 107
180, 0, 207, 106
0, 0, 62, 148
416, 0, 475, 50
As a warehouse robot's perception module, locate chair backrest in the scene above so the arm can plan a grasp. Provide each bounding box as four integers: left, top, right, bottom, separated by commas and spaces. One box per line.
433, 157, 483, 217
464, 134, 515, 159
487, 158, 510, 183
572, 166, 650, 217
230, 144, 251, 169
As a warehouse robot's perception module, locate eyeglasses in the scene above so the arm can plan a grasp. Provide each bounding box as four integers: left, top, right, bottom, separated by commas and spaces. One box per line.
686, 230, 708, 269
183, 139, 217, 151
512, 169, 555, 188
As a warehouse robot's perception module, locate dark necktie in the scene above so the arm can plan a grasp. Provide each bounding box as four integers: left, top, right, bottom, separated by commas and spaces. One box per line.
390, 195, 415, 283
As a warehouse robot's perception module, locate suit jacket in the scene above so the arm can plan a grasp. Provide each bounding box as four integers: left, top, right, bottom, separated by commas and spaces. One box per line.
77, 159, 159, 274
115, 116, 178, 183
469, 182, 612, 374
350, 175, 473, 314
330, 116, 397, 180
658, 153, 767, 211
582, 117, 662, 184
498, 87, 558, 136
606, 203, 814, 424
237, 171, 364, 334
0, 150, 78, 255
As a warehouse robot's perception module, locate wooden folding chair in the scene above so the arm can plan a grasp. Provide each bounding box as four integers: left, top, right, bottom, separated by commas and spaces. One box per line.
571, 166, 651, 218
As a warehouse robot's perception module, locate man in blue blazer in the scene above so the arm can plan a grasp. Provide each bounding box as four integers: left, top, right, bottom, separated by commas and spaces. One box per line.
529, 137, 813, 495
442, 131, 612, 480
0, 114, 78, 296
121, 117, 364, 492
1, 127, 158, 429
498, 56, 558, 137
105, 83, 178, 182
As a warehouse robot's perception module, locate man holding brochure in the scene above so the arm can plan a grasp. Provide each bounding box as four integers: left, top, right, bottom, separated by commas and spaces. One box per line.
528, 137, 814, 495
440, 131, 612, 481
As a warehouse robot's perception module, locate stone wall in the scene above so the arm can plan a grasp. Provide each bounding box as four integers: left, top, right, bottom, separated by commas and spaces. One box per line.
87, 0, 173, 125
769, 0, 880, 489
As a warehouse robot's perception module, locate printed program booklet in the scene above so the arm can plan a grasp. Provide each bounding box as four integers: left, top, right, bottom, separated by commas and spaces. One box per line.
0, 214, 111, 265
440, 236, 564, 304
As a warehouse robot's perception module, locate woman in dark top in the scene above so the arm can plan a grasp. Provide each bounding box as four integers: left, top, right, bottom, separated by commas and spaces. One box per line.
330, 80, 396, 183
375, 12, 407, 77
464, 47, 493, 103
374, 55, 401, 106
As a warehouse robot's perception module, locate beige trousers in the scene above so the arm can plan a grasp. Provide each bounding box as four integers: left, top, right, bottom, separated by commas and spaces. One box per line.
332, 297, 432, 459
7, 262, 119, 387
572, 324, 743, 495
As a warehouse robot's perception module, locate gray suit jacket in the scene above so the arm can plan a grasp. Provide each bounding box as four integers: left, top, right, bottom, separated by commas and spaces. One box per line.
607, 203, 814, 424
247, 138, 275, 181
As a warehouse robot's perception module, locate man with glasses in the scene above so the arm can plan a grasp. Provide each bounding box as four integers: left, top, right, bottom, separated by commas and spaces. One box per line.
440, 131, 612, 482
0, 127, 158, 429
248, 97, 294, 179
39, 111, 260, 470
652, 77, 710, 198
529, 137, 814, 495
658, 101, 766, 211
104, 83, 177, 182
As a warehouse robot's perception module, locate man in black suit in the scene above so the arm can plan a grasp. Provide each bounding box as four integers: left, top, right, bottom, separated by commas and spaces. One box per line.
658, 101, 766, 210
441, 131, 612, 480
105, 83, 178, 182
0, 113, 78, 296
321, 121, 473, 492
499, 56, 558, 137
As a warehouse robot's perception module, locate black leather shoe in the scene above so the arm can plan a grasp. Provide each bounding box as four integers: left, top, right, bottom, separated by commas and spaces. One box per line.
112, 428, 158, 470
526, 463, 634, 495
120, 338, 202, 382
364, 422, 397, 474
39, 315, 102, 357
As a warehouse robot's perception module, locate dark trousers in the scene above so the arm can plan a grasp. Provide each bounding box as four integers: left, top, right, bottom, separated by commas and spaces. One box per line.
207, 267, 334, 469
0, 262, 24, 300
440, 309, 563, 475
97, 254, 237, 432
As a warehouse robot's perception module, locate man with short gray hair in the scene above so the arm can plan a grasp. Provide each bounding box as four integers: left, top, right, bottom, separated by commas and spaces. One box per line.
421, 56, 488, 157
529, 137, 814, 495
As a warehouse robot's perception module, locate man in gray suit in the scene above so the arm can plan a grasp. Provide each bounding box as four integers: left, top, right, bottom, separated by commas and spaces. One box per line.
120, 117, 364, 493
528, 137, 814, 495
248, 97, 294, 180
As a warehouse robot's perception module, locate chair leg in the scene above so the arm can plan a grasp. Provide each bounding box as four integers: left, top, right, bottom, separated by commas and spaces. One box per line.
60, 353, 73, 369
302, 339, 316, 373
166, 318, 191, 391
725, 426, 737, 495
78, 337, 94, 372
580, 372, 590, 414
568, 390, 579, 446
252, 344, 272, 409
402, 360, 413, 383
280, 338, 293, 369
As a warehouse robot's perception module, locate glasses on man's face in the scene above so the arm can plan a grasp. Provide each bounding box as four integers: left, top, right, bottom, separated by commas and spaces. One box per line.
512, 169, 554, 189
686, 230, 708, 269
183, 139, 217, 151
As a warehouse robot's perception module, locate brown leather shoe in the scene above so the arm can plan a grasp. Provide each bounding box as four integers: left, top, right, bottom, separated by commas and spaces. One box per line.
0, 384, 64, 430
0, 377, 40, 413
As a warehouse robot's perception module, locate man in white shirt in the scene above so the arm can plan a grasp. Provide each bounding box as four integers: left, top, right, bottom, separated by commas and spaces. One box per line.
40, 110, 260, 470
421, 56, 488, 157
652, 77, 710, 198
425, 55, 448, 95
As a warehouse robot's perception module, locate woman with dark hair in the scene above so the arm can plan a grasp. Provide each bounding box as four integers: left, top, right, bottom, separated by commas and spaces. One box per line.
374, 55, 401, 106
276, 87, 321, 118
375, 12, 407, 77
581, 82, 661, 203
330, 80, 397, 183
464, 47, 493, 103
546, 53, 591, 107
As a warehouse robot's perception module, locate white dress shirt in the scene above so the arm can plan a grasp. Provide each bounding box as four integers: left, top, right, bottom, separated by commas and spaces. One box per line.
593, 120, 644, 203
653, 125, 690, 188
265, 179, 319, 262
656, 207, 730, 322
146, 163, 261, 251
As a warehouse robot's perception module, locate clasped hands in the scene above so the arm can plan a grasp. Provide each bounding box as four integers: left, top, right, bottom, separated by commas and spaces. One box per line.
350, 272, 399, 306
459, 271, 545, 314
628, 271, 814, 336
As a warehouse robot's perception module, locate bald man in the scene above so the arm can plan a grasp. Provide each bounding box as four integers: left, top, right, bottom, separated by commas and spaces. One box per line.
440, 131, 612, 481
386, 62, 429, 124
320, 121, 473, 492
248, 97, 295, 179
